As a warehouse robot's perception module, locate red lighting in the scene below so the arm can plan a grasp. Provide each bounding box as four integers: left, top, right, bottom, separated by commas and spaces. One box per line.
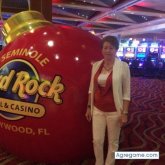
84, 24, 93, 27
98, 17, 109, 22
126, 6, 137, 10
136, 1, 153, 7
52, 0, 62, 3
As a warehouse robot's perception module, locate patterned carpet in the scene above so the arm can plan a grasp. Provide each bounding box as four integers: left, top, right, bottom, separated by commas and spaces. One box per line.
117, 77, 165, 165
0, 77, 165, 165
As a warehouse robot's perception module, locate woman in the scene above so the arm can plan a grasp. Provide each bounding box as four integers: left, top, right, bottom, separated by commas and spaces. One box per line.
85, 36, 131, 165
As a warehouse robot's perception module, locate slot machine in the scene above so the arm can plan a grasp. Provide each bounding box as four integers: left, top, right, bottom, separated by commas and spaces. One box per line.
116, 46, 124, 60
136, 47, 147, 68
160, 46, 165, 61
149, 43, 159, 67
136, 47, 147, 59
124, 47, 135, 66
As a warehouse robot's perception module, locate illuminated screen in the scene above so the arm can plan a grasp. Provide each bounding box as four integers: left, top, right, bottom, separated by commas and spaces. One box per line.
126, 47, 134, 53
150, 47, 158, 53
125, 53, 135, 58
118, 47, 123, 52
125, 47, 135, 58
161, 47, 165, 58
117, 52, 123, 57
137, 47, 146, 53
162, 47, 165, 53
117, 47, 123, 57
160, 54, 165, 59
136, 53, 146, 58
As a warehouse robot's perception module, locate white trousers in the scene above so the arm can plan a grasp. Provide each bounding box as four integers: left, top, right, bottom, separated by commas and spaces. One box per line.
92, 107, 121, 165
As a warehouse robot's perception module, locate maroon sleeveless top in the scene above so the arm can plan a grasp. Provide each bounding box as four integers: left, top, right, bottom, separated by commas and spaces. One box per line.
94, 62, 116, 112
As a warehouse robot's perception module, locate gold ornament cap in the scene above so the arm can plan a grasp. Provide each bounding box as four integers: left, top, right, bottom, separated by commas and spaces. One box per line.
2, 10, 52, 44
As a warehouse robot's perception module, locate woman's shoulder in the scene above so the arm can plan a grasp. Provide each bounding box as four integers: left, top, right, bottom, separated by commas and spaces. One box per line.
122, 61, 129, 68
116, 58, 129, 67
92, 59, 103, 66
114, 58, 129, 70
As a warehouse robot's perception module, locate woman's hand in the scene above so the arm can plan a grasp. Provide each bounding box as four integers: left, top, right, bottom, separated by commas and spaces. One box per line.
85, 107, 92, 122
120, 114, 128, 127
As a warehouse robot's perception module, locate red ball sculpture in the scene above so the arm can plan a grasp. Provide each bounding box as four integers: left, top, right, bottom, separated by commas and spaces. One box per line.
0, 11, 102, 163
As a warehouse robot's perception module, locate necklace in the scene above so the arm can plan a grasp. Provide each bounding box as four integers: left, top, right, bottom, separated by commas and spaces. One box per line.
103, 65, 113, 71
103, 60, 114, 72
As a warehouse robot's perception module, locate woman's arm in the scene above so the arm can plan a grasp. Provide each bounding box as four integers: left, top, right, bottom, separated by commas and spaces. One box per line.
120, 100, 130, 127
85, 93, 92, 122
122, 99, 130, 114
122, 63, 131, 101
120, 63, 131, 126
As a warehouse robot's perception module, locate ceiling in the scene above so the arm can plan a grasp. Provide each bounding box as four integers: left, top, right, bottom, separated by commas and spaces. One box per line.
1, 0, 165, 41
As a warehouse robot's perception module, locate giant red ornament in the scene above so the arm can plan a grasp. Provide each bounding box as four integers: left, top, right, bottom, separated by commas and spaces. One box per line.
0, 11, 102, 163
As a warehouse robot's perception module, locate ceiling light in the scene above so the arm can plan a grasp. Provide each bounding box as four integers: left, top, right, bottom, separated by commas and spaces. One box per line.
89, 30, 95, 35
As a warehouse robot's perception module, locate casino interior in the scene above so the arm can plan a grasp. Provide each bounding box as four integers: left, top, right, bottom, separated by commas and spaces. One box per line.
1, 0, 165, 78
0, 0, 165, 165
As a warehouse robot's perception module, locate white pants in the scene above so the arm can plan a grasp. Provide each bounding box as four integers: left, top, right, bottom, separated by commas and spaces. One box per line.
92, 107, 121, 165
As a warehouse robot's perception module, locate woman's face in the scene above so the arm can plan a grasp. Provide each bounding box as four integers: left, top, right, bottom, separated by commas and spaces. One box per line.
102, 41, 117, 60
